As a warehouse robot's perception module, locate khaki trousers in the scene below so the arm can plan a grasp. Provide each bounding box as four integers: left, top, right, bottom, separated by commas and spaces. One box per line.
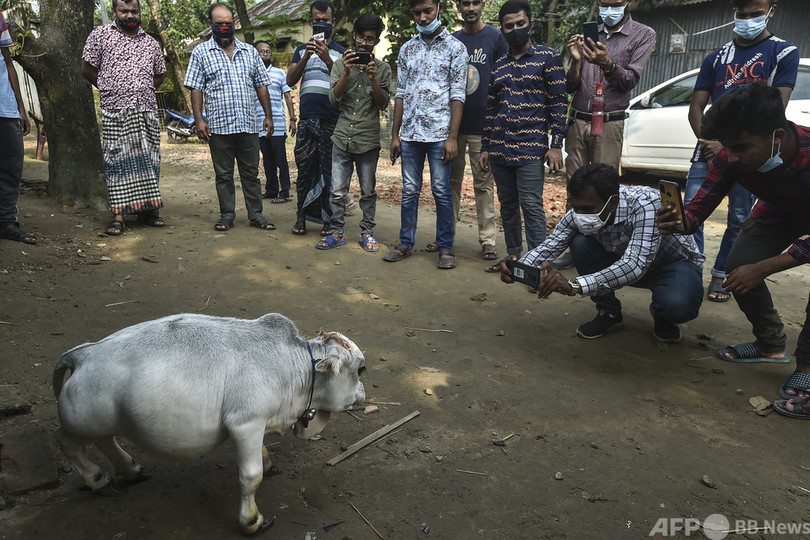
450, 133, 497, 247
564, 117, 625, 179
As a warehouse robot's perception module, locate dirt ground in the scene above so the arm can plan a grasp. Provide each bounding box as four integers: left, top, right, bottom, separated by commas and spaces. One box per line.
2, 135, 810, 540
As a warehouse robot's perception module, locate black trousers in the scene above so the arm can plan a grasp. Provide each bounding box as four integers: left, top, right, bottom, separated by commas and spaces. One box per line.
260, 135, 290, 198
0, 117, 23, 224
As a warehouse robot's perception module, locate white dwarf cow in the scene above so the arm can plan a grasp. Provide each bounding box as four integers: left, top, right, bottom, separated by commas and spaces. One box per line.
52, 313, 366, 535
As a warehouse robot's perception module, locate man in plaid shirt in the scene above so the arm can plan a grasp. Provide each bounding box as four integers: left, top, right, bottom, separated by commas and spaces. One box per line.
657, 83, 810, 419
501, 162, 704, 342
184, 2, 275, 232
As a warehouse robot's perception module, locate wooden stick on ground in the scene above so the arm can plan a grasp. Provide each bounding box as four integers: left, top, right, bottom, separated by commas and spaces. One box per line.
104, 300, 138, 308
327, 410, 420, 466
349, 502, 383, 539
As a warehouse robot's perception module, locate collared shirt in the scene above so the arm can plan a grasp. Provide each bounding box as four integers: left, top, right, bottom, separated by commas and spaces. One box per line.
255, 64, 291, 137
291, 40, 345, 121
330, 57, 392, 154
184, 37, 271, 135
395, 28, 467, 143
82, 23, 166, 112
568, 15, 655, 113
0, 11, 20, 119
522, 185, 704, 296
685, 123, 810, 263
481, 42, 568, 165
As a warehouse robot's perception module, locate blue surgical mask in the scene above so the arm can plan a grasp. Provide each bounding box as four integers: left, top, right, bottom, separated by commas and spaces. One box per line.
416, 17, 441, 35
599, 5, 625, 27
734, 8, 771, 41
758, 129, 783, 173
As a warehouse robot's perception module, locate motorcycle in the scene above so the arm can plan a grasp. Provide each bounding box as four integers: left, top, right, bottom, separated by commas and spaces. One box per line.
165, 108, 205, 143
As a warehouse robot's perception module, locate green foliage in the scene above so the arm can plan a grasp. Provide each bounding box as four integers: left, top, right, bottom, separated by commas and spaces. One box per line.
139, 0, 210, 46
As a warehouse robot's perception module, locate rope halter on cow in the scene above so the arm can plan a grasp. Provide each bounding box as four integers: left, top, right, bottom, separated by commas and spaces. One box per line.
298, 341, 320, 428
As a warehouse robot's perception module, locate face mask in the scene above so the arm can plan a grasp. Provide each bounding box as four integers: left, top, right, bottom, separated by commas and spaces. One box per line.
573, 195, 615, 234
116, 17, 139, 30
599, 5, 625, 27
211, 23, 235, 41
312, 22, 333, 39
733, 8, 771, 41
503, 25, 532, 49
262, 58, 272, 67
416, 17, 441, 35
758, 129, 783, 173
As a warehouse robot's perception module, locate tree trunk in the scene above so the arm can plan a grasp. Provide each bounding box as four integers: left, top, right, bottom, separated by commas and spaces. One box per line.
233, 0, 254, 45
546, 0, 560, 47
12, 0, 107, 209
143, 0, 190, 112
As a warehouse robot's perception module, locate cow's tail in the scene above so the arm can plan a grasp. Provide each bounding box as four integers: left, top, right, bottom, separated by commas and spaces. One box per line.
53, 345, 85, 399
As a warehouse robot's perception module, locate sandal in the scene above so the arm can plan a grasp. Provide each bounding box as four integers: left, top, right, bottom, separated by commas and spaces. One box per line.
383, 244, 412, 262
214, 218, 233, 231
438, 249, 457, 270
0, 222, 37, 244
481, 244, 498, 261
316, 234, 347, 250
250, 217, 276, 230
105, 220, 124, 237
271, 197, 292, 204
485, 255, 519, 273
707, 280, 730, 302
425, 243, 439, 252
717, 343, 790, 363
320, 225, 335, 237
359, 235, 379, 253
773, 397, 810, 420
779, 371, 810, 399
292, 219, 306, 235
137, 210, 165, 227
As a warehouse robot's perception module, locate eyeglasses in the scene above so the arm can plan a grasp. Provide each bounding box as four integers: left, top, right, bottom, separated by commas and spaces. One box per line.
354, 35, 378, 45
258, 50, 272, 55
597, 1, 627, 7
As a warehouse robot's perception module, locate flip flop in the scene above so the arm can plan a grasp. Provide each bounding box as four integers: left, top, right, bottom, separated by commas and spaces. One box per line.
250, 217, 276, 230
316, 234, 346, 250
779, 371, 810, 399
359, 235, 379, 253
717, 343, 790, 363
773, 397, 810, 420
383, 244, 412, 262
481, 244, 497, 260
485, 255, 518, 273
425, 243, 439, 252
707, 281, 730, 302
105, 219, 125, 236
1, 222, 38, 244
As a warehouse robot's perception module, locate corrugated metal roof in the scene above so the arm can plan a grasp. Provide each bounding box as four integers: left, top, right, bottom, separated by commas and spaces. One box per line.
198, 0, 309, 38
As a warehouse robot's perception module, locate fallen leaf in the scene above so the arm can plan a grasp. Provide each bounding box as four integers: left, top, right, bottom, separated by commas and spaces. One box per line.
749, 395, 771, 411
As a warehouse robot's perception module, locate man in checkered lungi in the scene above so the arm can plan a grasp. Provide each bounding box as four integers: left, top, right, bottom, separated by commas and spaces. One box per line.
82, 0, 166, 236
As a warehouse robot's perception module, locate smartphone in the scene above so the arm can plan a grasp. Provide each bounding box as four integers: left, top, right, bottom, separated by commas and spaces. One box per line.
312, 22, 330, 40
353, 51, 372, 65
658, 180, 686, 232
505, 260, 545, 288
583, 21, 599, 51
391, 149, 400, 165
312, 31, 325, 42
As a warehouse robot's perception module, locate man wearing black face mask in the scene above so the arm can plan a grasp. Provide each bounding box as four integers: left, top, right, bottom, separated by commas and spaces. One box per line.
184, 2, 276, 233
82, 0, 167, 237
286, 0, 348, 237
479, 0, 567, 277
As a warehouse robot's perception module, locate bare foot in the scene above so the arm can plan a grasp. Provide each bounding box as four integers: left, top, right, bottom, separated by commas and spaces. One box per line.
707, 277, 730, 301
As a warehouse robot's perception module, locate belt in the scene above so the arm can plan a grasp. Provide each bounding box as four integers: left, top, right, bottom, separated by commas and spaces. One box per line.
571, 110, 629, 123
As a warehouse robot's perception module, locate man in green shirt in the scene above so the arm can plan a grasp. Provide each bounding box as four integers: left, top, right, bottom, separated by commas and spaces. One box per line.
316, 13, 392, 251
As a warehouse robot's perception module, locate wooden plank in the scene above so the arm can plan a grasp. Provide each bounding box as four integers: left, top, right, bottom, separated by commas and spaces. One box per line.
327, 410, 420, 466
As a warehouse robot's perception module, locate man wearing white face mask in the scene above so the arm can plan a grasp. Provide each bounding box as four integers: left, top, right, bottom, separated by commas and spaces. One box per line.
500, 163, 704, 341
657, 83, 810, 417
684, 0, 797, 304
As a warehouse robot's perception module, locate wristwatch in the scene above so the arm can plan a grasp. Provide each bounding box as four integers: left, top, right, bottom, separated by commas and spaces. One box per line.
568, 278, 582, 296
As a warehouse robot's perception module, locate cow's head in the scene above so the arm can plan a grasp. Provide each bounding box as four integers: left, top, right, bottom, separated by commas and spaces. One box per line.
293, 331, 366, 439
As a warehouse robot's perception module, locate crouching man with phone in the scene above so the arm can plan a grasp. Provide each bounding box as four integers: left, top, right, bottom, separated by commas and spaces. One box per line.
500, 163, 704, 342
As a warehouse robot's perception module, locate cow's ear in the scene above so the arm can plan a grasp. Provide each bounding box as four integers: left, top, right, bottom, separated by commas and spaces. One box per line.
315, 355, 341, 375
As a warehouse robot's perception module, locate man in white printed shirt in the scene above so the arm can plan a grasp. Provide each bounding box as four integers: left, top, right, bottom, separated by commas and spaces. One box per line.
500, 163, 704, 342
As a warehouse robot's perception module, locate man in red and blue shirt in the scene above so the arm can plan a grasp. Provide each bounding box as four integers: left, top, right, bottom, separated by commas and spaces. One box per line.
657, 83, 810, 419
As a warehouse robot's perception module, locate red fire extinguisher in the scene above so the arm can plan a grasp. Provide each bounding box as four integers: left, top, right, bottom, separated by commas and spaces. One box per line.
591, 80, 604, 137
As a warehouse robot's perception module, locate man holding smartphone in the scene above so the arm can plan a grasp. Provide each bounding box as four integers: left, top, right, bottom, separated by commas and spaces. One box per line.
317, 14, 392, 252
502, 163, 704, 342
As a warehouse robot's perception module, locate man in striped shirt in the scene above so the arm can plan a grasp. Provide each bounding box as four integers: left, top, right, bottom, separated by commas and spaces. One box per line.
503, 163, 704, 342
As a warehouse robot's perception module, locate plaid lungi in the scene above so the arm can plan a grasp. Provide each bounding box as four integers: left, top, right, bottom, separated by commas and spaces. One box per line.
102, 109, 163, 215
294, 117, 336, 225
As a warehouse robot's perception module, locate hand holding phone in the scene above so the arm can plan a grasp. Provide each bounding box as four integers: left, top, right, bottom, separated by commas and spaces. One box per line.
658, 180, 686, 232
391, 148, 400, 165
505, 260, 545, 288
583, 21, 599, 51
353, 51, 372, 65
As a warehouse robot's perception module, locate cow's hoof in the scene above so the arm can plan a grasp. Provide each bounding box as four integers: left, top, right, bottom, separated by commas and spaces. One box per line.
242, 516, 275, 536
263, 465, 282, 477
93, 481, 120, 497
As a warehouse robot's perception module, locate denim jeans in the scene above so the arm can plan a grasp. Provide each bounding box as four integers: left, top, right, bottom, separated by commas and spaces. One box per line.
490, 160, 546, 255
684, 160, 755, 279
330, 144, 379, 238
398, 140, 454, 250
260, 135, 290, 198
570, 233, 703, 324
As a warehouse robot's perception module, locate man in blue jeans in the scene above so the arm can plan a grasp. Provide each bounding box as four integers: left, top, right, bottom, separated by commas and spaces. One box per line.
384, 0, 467, 269
684, 0, 797, 302
501, 163, 704, 342
479, 0, 567, 275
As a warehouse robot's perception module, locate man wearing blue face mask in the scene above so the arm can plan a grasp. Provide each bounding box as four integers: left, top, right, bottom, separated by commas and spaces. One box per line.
657, 83, 810, 417
500, 163, 704, 341
684, 0, 797, 304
